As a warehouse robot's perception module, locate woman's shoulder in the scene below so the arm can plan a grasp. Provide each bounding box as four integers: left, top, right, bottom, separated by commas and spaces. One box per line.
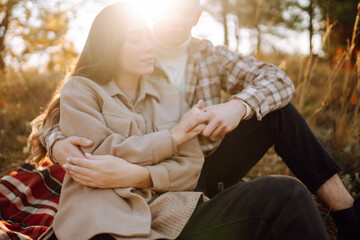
61, 75, 106, 96
63, 75, 101, 89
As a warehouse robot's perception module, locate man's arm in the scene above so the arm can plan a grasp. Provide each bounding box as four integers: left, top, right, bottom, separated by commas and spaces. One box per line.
215, 45, 295, 121
185, 44, 294, 138
40, 124, 93, 167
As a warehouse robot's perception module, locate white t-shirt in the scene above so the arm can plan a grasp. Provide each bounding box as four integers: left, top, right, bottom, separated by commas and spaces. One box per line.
153, 33, 191, 96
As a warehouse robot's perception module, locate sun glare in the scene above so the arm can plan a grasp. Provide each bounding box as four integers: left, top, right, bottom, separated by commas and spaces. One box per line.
126, 0, 173, 27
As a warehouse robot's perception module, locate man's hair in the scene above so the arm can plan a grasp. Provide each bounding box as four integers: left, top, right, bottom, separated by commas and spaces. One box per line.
182, 0, 201, 11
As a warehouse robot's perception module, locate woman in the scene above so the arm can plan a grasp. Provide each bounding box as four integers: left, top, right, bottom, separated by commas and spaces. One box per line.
28, 2, 330, 240
30, 3, 206, 239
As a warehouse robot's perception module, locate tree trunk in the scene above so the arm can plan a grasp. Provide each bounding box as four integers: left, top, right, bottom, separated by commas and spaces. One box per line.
234, 16, 240, 50
254, 0, 264, 55
256, 25, 262, 55
0, 0, 17, 72
308, 0, 314, 54
221, 0, 229, 46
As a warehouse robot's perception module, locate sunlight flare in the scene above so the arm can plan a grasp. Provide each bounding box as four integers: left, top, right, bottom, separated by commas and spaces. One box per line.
127, 0, 173, 27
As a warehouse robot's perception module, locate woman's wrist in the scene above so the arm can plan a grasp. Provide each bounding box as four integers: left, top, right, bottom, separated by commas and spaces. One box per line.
169, 127, 182, 147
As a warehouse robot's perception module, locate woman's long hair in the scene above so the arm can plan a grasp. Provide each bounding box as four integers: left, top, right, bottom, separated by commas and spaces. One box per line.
27, 3, 136, 166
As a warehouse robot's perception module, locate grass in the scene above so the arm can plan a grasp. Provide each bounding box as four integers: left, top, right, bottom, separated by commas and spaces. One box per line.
0, 69, 64, 176
245, 23, 360, 198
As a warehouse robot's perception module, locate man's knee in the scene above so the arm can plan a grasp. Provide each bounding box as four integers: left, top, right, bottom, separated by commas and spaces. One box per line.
227, 176, 308, 200
273, 103, 306, 124
255, 176, 311, 202
276, 103, 297, 116
218, 176, 313, 218
265, 175, 304, 189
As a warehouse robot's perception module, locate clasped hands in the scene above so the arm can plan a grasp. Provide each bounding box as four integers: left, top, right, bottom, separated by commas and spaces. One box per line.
171, 98, 246, 144
54, 99, 247, 188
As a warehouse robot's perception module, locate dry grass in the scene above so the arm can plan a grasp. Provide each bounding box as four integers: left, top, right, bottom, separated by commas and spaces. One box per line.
0, 69, 64, 175
246, 6, 360, 200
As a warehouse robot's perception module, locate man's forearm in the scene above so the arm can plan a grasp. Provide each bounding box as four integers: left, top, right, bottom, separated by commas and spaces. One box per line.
40, 124, 65, 163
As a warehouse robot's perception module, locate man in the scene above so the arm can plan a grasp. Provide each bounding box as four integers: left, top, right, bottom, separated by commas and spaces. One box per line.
41, 0, 359, 239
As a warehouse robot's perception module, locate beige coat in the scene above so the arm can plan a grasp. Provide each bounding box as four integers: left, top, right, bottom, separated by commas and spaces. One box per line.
53, 76, 205, 240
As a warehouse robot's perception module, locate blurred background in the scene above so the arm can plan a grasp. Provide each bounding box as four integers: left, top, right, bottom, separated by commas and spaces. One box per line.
0, 0, 359, 198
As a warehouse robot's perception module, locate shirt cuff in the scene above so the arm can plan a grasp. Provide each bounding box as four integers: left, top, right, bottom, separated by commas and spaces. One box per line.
151, 130, 176, 164
232, 87, 270, 121
229, 96, 252, 120
47, 132, 65, 165
239, 99, 251, 119
145, 165, 169, 192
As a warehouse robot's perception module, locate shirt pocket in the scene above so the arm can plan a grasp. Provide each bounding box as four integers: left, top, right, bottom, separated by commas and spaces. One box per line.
102, 112, 132, 138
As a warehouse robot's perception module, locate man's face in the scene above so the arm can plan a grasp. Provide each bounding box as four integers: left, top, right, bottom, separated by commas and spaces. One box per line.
153, 0, 201, 47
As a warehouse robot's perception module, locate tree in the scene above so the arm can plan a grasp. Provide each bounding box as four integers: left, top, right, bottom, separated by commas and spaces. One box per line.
204, 0, 306, 54
316, 0, 359, 61
286, 0, 322, 54
203, 0, 231, 46
0, 0, 21, 71
0, 0, 77, 73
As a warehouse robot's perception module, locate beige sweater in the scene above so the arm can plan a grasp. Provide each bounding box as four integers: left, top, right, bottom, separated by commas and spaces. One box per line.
53, 76, 205, 240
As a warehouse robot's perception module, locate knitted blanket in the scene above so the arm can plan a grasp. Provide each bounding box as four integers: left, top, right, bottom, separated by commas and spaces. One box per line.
0, 162, 64, 240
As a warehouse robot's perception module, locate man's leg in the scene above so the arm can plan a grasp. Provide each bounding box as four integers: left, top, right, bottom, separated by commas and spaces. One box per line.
199, 103, 345, 199
197, 103, 359, 239
179, 176, 329, 240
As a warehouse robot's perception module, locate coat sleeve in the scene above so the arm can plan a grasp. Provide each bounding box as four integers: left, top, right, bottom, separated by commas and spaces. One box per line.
215, 45, 295, 120
59, 78, 174, 166
145, 94, 204, 192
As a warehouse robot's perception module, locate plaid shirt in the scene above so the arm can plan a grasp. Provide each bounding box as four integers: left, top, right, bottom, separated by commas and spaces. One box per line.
41, 37, 294, 158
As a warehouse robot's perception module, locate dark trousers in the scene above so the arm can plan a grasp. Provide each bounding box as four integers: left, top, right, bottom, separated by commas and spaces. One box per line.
90, 177, 329, 240
178, 176, 329, 240
197, 103, 341, 198
91, 177, 329, 240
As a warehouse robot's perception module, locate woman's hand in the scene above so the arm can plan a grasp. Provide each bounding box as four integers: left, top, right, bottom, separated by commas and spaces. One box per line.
170, 100, 209, 146
63, 154, 152, 189
52, 136, 93, 166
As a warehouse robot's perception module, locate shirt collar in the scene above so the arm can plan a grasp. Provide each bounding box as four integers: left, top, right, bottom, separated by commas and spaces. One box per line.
188, 37, 207, 53
153, 37, 206, 78
102, 76, 161, 103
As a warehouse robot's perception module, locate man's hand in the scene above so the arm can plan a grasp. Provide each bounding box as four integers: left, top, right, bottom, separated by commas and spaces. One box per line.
52, 136, 93, 167
185, 99, 247, 138
63, 154, 152, 189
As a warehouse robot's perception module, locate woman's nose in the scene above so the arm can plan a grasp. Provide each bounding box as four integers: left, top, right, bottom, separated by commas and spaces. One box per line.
144, 39, 155, 53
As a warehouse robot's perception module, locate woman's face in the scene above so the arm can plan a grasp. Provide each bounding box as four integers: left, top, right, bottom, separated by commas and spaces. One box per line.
118, 18, 154, 76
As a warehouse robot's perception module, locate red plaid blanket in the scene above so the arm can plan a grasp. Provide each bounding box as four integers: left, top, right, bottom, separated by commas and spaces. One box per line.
0, 162, 65, 240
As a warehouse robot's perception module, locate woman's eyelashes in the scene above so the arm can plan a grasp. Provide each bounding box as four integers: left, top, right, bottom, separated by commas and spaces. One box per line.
128, 32, 142, 43
128, 30, 152, 44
